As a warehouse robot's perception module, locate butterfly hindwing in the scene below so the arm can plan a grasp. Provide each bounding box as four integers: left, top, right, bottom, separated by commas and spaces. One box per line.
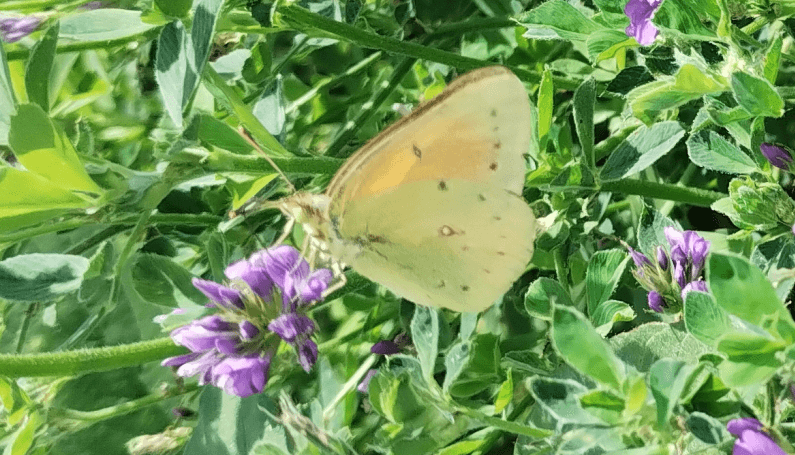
328, 179, 535, 312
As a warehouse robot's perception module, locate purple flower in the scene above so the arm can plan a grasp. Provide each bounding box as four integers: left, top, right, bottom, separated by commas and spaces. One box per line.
170, 315, 238, 354
727, 418, 786, 455
371, 340, 401, 355
648, 291, 664, 312
0, 16, 42, 43
192, 278, 243, 309
161, 245, 332, 397
624, 0, 663, 46
358, 369, 378, 393
664, 227, 710, 282
212, 354, 271, 397
681, 280, 708, 300
656, 246, 669, 270
628, 246, 652, 268
760, 143, 793, 171
248, 246, 333, 310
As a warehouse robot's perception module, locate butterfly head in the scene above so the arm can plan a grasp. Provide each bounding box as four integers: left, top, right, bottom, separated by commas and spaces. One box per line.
278, 191, 333, 248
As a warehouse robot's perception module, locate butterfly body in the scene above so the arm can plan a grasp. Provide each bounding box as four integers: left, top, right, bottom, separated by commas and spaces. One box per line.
280, 66, 536, 312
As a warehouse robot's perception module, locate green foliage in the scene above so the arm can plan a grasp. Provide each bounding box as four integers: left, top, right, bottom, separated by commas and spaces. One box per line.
1, 0, 795, 454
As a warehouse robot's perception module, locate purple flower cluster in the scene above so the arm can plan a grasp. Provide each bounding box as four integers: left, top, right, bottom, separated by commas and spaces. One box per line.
0, 16, 42, 43
628, 227, 710, 313
727, 418, 786, 455
161, 246, 332, 397
624, 0, 663, 46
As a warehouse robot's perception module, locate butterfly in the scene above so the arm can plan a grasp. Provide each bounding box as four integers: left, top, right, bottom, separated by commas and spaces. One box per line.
276, 66, 536, 312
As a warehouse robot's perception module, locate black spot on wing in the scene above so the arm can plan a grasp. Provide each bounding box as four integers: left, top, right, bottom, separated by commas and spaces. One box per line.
413, 144, 422, 158
438, 180, 447, 191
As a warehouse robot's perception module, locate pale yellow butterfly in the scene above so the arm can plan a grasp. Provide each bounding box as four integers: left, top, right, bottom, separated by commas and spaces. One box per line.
278, 66, 536, 312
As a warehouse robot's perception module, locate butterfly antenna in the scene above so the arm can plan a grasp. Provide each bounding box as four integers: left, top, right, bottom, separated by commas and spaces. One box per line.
238, 127, 296, 194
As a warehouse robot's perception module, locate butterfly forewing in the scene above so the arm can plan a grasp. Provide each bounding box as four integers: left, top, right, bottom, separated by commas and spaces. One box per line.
326, 66, 531, 215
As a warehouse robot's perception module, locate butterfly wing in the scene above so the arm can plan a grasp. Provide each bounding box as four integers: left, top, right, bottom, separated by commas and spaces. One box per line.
327, 179, 535, 312
325, 66, 532, 214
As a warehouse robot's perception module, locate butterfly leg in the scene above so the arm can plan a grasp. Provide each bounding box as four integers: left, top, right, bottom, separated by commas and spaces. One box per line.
321, 261, 347, 298
272, 214, 296, 247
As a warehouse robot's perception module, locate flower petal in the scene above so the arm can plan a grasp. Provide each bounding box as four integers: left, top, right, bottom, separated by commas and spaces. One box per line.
268, 314, 315, 343
192, 278, 243, 309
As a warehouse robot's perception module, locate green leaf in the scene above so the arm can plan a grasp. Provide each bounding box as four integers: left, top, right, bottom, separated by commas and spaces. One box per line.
444, 334, 501, 398
573, 77, 595, 169
686, 130, 757, 174
517, 1, 606, 41
0, 254, 89, 302
579, 389, 625, 424
606, 66, 655, 95
59, 9, 158, 42
197, 114, 257, 155
524, 277, 571, 319
494, 370, 513, 414
155, 0, 223, 128
707, 252, 795, 336
591, 300, 636, 336
129, 253, 206, 308
411, 306, 440, 381
0, 44, 16, 146
763, 37, 783, 84
552, 306, 625, 389
687, 412, 729, 444
527, 377, 606, 432
611, 322, 711, 372
586, 30, 634, 64
0, 167, 92, 232
8, 104, 102, 194
751, 235, 795, 301
637, 204, 678, 253
649, 359, 693, 426
627, 64, 725, 124
155, 21, 188, 128
717, 332, 785, 386
600, 121, 685, 181
538, 68, 553, 144
184, 388, 289, 455
731, 72, 784, 118
586, 249, 629, 315
25, 22, 58, 111
683, 291, 730, 348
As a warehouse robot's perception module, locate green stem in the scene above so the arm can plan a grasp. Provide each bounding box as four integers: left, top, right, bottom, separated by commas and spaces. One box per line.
15, 304, 38, 354
599, 179, 725, 207
274, 4, 580, 90
205, 148, 343, 175
0, 337, 186, 378
0, 213, 221, 245
52, 383, 199, 424
4, 26, 162, 60
322, 354, 377, 423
